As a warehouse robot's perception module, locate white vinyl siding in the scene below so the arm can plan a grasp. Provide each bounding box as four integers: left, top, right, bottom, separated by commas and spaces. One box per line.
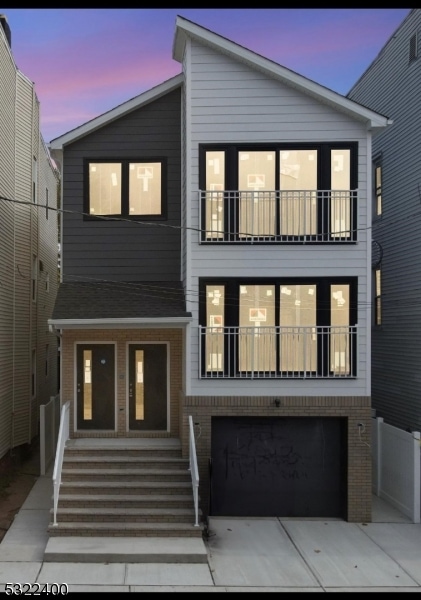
183, 39, 371, 396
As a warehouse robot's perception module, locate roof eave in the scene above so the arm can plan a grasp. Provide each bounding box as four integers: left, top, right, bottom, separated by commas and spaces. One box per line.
173, 16, 391, 130
48, 73, 184, 150
48, 316, 193, 331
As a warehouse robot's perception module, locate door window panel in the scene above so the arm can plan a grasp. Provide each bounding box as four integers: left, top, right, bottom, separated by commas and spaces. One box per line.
279, 150, 317, 236
206, 285, 225, 371
205, 151, 225, 239
134, 350, 145, 420
239, 151, 276, 237
279, 284, 317, 371
239, 285, 276, 371
331, 150, 351, 238
331, 284, 350, 374
83, 350, 92, 420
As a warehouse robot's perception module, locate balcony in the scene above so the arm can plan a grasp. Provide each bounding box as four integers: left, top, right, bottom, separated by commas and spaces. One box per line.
199, 325, 357, 379
199, 190, 357, 244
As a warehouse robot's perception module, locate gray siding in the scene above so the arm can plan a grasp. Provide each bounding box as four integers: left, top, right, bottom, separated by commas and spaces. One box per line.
348, 9, 421, 432
62, 89, 182, 282
183, 39, 372, 396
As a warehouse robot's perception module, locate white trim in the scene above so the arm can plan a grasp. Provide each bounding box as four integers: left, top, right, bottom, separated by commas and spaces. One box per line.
49, 316, 192, 330
125, 341, 171, 434
74, 341, 117, 433
49, 74, 183, 149
173, 16, 392, 132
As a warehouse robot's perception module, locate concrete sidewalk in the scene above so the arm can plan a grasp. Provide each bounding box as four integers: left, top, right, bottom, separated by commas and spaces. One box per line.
1, 472, 421, 592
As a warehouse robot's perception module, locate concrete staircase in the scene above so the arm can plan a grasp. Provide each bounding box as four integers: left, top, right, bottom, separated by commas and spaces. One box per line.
47, 438, 204, 545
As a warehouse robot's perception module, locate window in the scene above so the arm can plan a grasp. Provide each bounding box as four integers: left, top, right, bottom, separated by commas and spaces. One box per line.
409, 33, 418, 63
31, 349, 36, 398
200, 143, 357, 243
32, 157, 37, 203
374, 161, 382, 217
200, 278, 357, 378
31, 254, 37, 302
374, 268, 382, 326
46, 187, 49, 219
45, 344, 49, 377
84, 159, 166, 219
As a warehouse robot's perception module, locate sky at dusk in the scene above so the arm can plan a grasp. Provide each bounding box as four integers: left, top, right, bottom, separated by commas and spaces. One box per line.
1, 8, 412, 144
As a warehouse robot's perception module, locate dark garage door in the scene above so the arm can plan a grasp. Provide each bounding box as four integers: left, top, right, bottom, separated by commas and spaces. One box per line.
210, 416, 347, 518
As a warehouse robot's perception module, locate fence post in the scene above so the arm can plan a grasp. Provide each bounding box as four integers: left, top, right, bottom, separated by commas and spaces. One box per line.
40, 404, 46, 476
376, 417, 383, 496
412, 431, 420, 524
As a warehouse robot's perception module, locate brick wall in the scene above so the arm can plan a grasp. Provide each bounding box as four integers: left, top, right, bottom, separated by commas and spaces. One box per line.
180, 393, 372, 523
61, 328, 183, 438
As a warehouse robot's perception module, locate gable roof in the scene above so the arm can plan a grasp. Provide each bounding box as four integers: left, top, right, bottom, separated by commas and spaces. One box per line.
49, 73, 183, 151
173, 15, 392, 132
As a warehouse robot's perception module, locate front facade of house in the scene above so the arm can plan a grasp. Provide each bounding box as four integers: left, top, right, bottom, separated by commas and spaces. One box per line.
348, 9, 421, 435
49, 16, 391, 522
0, 15, 59, 461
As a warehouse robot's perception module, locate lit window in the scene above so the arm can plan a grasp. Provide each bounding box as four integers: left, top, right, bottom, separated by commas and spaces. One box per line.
86, 159, 165, 219
375, 269, 382, 326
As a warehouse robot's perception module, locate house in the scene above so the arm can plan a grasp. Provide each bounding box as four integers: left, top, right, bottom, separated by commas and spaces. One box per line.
0, 15, 59, 463
48, 15, 391, 530
347, 9, 421, 435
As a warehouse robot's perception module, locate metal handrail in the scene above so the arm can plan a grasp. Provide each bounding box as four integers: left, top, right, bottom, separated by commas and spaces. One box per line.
188, 415, 200, 527
52, 400, 70, 526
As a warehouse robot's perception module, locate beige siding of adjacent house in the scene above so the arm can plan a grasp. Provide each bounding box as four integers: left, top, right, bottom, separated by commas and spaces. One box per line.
0, 28, 16, 459
0, 23, 59, 460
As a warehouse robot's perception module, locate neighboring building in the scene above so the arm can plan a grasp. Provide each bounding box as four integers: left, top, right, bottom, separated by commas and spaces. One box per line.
0, 15, 59, 461
348, 9, 421, 434
49, 15, 391, 523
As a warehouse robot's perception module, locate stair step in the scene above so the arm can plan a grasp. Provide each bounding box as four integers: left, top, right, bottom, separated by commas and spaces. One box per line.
43, 536, 208, 563
60, 481, 192, 495
57, 493, 196, 508
51, 507, 200, 523
61, 468, 191, 481
63, 456, 189, 469
47, 521, 204, 538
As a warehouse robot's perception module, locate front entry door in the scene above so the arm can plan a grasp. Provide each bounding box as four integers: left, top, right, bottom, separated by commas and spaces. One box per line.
128, 344, 167, 431
76, 344, 115, 430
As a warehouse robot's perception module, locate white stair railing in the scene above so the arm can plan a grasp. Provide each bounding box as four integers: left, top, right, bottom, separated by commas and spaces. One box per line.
52, 401, 70, 526
188, 415, 200, 527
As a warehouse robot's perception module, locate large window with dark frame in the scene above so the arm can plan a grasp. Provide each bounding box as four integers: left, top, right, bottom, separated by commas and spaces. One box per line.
199, 278, 358, 378
84, 158, 166, 219
199, 143, 358, 243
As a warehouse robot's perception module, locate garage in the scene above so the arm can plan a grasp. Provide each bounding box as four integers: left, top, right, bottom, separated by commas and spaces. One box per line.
210, 416, 347, 518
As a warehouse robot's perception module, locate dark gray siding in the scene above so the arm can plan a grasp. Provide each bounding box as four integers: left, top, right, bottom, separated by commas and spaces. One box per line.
62, 88, 181, 282
348, 9, 421, 432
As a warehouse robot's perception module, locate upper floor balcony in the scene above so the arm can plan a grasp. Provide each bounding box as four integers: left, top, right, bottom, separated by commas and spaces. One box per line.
199, 189, 357, 244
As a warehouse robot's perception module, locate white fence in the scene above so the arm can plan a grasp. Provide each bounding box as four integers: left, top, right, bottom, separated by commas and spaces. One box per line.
40, 394, 61, 475
372, 415, 421, 523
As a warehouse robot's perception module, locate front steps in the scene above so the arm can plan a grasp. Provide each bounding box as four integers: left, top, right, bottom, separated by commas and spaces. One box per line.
47, 438, 204, 541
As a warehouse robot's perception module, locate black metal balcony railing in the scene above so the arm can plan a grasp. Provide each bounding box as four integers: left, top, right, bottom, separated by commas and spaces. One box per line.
199, 325, 357, 379
199, 190, 357, 243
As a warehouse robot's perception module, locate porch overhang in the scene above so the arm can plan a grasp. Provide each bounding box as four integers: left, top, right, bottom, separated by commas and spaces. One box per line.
48, 316, 192, 332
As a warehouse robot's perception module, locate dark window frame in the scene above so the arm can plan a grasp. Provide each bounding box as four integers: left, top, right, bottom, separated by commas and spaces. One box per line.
374, 268, 382, 326
83, 157, 168, 221
373, 155, 382, 219
199, 276, 358, 377
199, 142, 358, 243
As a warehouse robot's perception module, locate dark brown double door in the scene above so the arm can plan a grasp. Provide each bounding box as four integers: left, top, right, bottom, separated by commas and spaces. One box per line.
76, 343, 167, 431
